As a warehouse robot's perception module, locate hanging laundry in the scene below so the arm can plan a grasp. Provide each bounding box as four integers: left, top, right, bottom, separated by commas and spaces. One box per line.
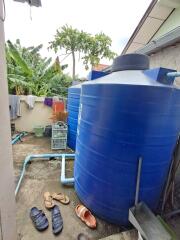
44, 97, 53, 107
9, 95, 21, 120
25, 95, 36, 109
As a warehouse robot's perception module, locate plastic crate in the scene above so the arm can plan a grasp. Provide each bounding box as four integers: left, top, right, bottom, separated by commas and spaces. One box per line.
52, 129, 67, 138
51, 138, 67, 150
52, 122, 67, 139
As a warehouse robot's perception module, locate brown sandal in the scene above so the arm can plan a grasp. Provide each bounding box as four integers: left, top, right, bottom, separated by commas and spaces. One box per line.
52, 192, 70, 205
44, 192, 55, 209
75, 204, 96, 229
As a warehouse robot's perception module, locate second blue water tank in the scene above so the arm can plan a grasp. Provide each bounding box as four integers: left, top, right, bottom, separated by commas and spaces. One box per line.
67, 84, 81, 150
74, 54, 180, 225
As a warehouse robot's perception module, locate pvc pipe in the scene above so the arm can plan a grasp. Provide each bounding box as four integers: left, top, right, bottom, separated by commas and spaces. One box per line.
167, 72, 180, 78
15, 155, 31, 196
15, 153, 75, 197
61, 154, 74, 185
12, 132, 27, 145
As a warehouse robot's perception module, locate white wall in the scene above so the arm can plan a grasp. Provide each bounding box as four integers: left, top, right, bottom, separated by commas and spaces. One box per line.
12, 96, 53, 132
0, 0, 17, 238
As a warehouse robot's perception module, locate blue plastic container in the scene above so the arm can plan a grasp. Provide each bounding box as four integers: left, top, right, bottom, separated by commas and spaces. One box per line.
68, 73, 111, 150
88, 70, 108, 80
67, 84, 81, 150
74, 60, 180, 225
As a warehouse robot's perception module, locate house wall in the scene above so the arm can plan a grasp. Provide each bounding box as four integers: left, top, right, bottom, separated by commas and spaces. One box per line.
152, 7, 180, 40
13, 96, 53, 132
0, 0, 17, 239
149, 42, 180, 85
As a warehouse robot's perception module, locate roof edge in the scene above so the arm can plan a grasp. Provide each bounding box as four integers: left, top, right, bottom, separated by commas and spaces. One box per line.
135, 26, 180, 55
121, 0, 158, 55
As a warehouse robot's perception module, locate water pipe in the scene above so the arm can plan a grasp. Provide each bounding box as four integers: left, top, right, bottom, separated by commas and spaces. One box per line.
15, 153, 75, 197
61, 154, 75, 185
167, 72, 180, 78
12, 132, 28, 145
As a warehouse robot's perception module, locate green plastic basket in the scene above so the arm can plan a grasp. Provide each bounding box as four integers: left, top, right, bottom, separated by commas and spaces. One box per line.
34, 126, 44, 137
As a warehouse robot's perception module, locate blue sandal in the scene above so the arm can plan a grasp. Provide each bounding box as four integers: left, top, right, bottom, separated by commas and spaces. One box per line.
51, 205, 63, 235
30, 207, 49, 231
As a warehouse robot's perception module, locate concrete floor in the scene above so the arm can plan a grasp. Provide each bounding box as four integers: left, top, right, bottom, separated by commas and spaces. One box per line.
13, 135, 123, 240
13, 135, 180, 240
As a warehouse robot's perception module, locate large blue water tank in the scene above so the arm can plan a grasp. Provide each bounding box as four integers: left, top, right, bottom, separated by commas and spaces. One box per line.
74, 54, 180, 225
67, 84, 81, 150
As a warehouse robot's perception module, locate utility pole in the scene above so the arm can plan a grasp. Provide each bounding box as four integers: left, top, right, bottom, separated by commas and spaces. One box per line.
0, 0, 17, 239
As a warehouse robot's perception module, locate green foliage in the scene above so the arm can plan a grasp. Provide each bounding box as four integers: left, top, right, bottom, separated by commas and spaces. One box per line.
7, 40, 33, 76
82, 33, 117, 70
47, 74, 72, 97
6, 39, 72, 96
49, 25, 116, 79
50, 25, 87, 54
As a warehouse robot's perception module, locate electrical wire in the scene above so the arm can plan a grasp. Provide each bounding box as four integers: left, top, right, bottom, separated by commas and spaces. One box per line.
0, 0, 6, 22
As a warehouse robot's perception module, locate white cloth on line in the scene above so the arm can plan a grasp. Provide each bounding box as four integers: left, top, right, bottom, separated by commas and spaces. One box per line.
25, 95, 36, 109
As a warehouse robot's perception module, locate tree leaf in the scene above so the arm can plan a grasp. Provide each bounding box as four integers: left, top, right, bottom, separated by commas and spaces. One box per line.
7, 40, 33, 76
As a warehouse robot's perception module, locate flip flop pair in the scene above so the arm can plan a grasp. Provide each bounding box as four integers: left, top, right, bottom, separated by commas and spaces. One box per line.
44, 192, 70, 209
30, 205, 63, 235
75, 205, 96, 229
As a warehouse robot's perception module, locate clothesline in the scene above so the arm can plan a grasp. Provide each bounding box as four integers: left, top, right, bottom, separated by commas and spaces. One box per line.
9, 94, 68, 120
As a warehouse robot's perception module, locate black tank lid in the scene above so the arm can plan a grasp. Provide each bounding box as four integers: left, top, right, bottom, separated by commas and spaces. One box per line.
111, 53, 149, 72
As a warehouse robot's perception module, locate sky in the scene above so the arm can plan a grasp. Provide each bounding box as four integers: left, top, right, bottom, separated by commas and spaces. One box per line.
4, 0, 152, 77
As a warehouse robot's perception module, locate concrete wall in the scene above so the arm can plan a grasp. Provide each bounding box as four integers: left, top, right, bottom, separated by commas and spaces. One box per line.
0, 0, 17, 239
149, 42, 180, 85
13, 96, 53, 132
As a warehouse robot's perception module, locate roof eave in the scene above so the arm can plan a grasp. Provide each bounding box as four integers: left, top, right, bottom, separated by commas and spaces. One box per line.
135, 26, 180, 55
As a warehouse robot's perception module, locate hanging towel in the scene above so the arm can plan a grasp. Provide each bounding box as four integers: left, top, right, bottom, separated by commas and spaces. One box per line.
44, 97, 53, 107
25, 95, 36, 109
9, 95, 21, 120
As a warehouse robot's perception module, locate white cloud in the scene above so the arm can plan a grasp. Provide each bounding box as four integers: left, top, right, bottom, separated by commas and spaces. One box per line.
4, 0, 151, 77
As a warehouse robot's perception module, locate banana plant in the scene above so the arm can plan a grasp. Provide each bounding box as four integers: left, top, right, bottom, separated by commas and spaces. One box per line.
6, 39, 72, 96
7, 40, 33, 77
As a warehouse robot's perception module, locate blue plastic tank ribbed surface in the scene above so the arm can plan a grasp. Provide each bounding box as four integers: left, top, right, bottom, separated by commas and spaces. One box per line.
67, 84, 81, 150
74, 69, 180, 225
